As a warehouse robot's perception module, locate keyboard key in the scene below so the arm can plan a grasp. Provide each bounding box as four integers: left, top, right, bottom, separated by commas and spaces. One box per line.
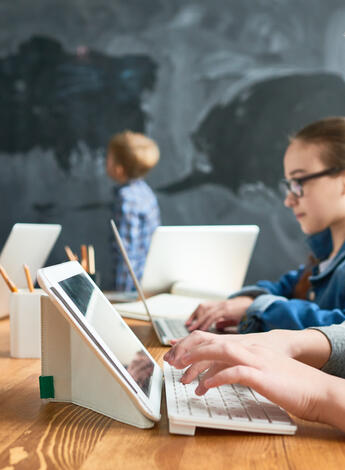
245, 405, 269, 422
227, 406, 250, 421
208, 405, 230, 419
261, 404, 293, 424
189, 397, 210, 417
164, 319, 189, 338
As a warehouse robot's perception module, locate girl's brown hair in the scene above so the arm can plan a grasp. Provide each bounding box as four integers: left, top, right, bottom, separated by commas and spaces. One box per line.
290, 117, 345, 299
292, 116, 345, 169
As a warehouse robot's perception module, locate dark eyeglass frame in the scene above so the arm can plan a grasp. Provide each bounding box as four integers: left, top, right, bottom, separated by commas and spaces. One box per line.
281, 167, 342, 198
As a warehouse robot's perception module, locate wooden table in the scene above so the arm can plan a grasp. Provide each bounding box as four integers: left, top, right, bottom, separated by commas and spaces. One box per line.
0, 316, 344, 470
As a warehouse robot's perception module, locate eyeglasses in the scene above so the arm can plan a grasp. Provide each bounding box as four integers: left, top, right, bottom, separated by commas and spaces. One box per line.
281, 167, 342, 198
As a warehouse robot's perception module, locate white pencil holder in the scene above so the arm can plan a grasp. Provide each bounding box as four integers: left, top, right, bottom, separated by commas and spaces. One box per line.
9, 288, 44, 358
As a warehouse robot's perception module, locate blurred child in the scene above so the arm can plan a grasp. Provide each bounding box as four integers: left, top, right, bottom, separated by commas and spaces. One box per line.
106, 131, 160, 291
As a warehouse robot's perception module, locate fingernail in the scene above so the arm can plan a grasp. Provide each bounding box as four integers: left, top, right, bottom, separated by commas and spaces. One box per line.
163, 352, 171, 361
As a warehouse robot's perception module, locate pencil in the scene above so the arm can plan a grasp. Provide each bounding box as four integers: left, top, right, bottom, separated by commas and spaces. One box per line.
64, 245, 78, 261
0, 265, 18, 293
88, 245, 95, 275
23, 264, 34, 292
81, 244, 88, 272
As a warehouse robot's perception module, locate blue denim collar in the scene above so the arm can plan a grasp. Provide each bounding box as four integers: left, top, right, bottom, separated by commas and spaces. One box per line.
306, 228, 333, 261
307, 228, 345, 280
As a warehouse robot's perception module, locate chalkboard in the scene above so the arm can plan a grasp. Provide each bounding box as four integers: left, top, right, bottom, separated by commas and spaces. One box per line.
0, 36, 156, 170
0, 0, 344, 289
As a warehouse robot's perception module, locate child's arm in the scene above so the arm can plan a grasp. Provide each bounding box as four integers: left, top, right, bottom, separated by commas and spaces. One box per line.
239, 298, 345, 333
165, 328, 332, 373
186, 268, 307, 331
228, 266, 305, 300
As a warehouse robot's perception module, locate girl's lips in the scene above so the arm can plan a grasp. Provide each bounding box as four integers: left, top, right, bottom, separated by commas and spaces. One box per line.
295, 213, 306, 219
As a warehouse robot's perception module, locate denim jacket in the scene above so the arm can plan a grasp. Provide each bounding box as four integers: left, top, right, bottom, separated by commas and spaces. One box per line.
234, 228, 345, 333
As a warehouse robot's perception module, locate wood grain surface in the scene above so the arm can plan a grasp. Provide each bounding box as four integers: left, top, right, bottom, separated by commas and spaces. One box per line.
0, 316, 344, 470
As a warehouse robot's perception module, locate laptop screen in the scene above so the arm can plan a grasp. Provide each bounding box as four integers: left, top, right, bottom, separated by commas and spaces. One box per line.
0, 223, 61, 317
58, 272, 155, 397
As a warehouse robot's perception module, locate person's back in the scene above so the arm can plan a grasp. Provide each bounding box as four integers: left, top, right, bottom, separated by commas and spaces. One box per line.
106, 131, 160, 291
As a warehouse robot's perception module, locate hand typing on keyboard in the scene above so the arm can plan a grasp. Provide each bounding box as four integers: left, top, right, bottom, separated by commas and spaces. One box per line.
185, 296, 253, 332
164, 330, 345, 432
165, 328, 331, 371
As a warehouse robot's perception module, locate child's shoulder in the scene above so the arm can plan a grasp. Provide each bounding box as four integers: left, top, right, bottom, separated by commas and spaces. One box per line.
117, 179, 156, 200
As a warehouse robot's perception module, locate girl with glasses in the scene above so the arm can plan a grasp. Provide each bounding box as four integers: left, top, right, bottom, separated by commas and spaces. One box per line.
185, 117, 345, 336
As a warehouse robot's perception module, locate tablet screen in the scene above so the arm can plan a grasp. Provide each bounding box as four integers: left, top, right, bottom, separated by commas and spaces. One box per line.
58, 272, 154, 396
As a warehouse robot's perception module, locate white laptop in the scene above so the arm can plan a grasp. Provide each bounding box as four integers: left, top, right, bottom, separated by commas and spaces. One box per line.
141, 225, 260, 295
112, 223, 259, 343
37, 260, 297, 436
0, 223, 61, 317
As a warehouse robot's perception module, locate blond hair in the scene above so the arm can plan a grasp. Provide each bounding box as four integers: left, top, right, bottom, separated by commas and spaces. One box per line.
108, 131, 160, 179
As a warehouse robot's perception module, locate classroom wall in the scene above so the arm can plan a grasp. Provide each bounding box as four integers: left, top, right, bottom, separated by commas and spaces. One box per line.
1, 0, 345, 289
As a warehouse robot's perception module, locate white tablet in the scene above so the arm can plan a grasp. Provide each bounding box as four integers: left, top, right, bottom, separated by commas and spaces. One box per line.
0, 223, 61, 317
37, 261, 162, 421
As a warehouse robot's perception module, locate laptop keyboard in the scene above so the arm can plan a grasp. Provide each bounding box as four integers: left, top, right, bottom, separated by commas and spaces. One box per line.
162, 318, 189, 339
164, 362, 297, 435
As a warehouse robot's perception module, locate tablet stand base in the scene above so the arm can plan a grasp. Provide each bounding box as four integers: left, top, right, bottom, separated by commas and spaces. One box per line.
40, 295, 155, 429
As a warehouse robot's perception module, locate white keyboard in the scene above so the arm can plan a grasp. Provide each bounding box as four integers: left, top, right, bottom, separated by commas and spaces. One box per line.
164, 362, 297, 436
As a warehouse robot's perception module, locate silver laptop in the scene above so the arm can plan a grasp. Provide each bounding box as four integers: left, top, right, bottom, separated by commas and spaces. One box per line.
0, 223, 61, 317
110, 221, 259, 345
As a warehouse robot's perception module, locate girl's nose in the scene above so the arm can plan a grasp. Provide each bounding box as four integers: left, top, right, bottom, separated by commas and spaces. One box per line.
284, 191, 298, 208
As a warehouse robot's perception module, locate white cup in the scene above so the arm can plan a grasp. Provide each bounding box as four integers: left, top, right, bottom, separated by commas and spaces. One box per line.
9, 288, 44, 358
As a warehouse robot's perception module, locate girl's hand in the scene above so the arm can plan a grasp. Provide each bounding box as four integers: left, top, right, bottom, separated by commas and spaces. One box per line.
164, 329, 331, 380
185, 296, 253, 332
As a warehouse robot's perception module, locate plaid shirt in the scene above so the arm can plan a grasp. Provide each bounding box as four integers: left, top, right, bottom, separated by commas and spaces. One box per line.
111, 179, 160, 291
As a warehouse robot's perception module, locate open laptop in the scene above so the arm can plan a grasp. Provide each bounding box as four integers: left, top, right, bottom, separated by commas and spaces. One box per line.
37, 260, 297, 436
0, 223, 61, 317
111, 220, 259, 345
141, 225, 260, 295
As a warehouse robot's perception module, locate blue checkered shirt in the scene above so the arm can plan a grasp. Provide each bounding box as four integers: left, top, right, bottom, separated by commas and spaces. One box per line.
111, 179, 160, 292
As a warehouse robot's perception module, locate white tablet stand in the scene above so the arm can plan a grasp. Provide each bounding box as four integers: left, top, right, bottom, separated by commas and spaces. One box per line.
39, 295, 155, 429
